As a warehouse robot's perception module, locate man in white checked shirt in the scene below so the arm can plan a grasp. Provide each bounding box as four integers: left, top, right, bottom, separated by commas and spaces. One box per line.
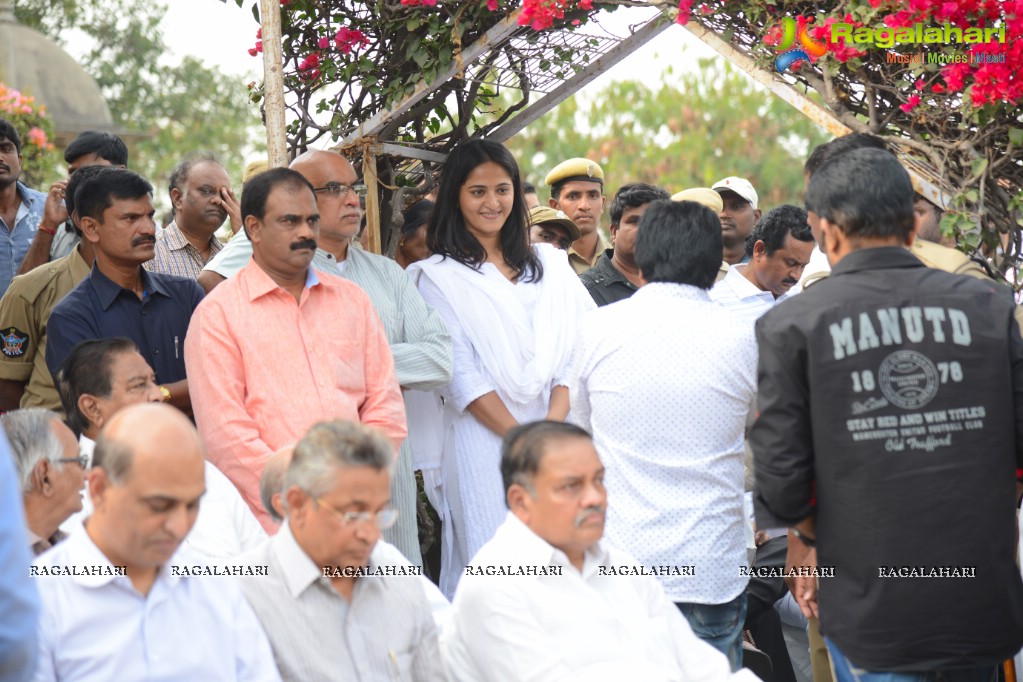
237, 420, 445, 682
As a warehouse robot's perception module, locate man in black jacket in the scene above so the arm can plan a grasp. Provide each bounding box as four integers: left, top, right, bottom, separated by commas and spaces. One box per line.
751, 148, 1023, 679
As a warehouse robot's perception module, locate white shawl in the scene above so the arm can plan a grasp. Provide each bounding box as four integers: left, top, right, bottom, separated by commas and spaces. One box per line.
409, 243, 595, 405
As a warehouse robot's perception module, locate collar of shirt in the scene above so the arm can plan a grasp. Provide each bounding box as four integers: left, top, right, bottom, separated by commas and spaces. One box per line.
15, 181, 45, 222
240, 258, 335, 303
829, 245, 925, 278
498, 512, 610, 579
569, 231, 608, 268
720, 263, 774, 302
69, 246, 92, 281
161, 220, 220, 255
57, 521, 184, 591
272, 521, 391, 600
634, 280, 713, 305
590, 249, 637, 290
89, 263, 168, 311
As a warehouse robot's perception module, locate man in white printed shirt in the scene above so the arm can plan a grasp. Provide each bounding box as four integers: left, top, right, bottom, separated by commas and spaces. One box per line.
445, 420, 757, 682
32, 403, 279, 681
568, 199, 758, 670
710, 204, 815, 325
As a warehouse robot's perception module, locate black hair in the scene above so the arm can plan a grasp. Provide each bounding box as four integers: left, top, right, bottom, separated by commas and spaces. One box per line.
635, 200, 722, 289
500, 420, 592, 505
609, 183, 671, 227
427, 138, 541, 282
744, 204, 814, 258
804, 133, 889, 178
168, 152, 220, 203
240, 167, 315, 222
523, 181, 537, 195
401, 200, 434, 236
913, 192, 943, 215
66, 165, 113, 237
0, 118, 21, 154
56, 338, 139, 438
75, 169, 154, 223
64, 131, 129, 167
805, 148, 915, 241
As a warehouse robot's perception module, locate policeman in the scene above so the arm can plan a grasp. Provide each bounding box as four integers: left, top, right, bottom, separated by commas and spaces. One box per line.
527, 205, 579, 251
545, 158, 607, 274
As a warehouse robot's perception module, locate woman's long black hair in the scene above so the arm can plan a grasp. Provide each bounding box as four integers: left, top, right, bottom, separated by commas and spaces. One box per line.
427, 138, 542, 283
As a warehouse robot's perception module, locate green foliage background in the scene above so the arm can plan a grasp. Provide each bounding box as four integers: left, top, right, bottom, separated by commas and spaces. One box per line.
507, 55, 831, 216
13, 0, 264, 210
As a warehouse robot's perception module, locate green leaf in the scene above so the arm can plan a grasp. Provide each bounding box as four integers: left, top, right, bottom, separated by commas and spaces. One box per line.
971, 158, 988, 176
1010, 129, 1023, 147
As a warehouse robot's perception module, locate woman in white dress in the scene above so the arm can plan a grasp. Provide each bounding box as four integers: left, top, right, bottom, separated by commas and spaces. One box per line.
408, 139, 594, 596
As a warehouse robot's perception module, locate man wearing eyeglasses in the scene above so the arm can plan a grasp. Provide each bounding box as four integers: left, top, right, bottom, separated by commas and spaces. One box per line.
185, 168, 407, 532
2, 408, 84, 555
144, 154, 239, 279
193, 152, 451, 566
237, 419, 445, 682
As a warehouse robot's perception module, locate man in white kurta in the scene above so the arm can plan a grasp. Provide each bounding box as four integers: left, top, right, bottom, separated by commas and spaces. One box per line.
443, 421, 758, 682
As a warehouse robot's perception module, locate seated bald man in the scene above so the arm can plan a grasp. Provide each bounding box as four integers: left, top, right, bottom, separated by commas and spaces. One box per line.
32, 403, 280, 681
443, 421, 758, 682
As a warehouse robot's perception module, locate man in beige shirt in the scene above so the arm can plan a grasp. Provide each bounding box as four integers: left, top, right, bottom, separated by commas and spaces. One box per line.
545, 158, 608, 274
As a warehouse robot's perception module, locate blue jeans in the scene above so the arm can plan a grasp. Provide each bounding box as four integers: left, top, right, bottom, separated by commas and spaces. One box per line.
676, 592, 747, 671
826, 638, 998, 682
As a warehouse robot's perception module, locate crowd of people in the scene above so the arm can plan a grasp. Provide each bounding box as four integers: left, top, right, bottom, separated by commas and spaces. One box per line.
0, 114, 1021, 682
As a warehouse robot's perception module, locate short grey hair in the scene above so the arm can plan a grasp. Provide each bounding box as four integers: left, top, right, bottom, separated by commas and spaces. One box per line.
3, 409, 66, 494
284, 421, 392, 500
260, 457, 288, 523
92, 432, 134, 485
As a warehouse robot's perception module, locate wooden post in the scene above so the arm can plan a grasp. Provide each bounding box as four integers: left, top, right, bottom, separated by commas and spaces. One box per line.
258, 0, 288, 168
362, 143, 381, 255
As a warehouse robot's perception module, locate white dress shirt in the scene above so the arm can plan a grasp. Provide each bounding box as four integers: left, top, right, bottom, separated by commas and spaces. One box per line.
32, 523, 280, 681
444, 513, 759, 682
568, 283, 757, 604
184, 461, 267, 560
709, 264, 784, 325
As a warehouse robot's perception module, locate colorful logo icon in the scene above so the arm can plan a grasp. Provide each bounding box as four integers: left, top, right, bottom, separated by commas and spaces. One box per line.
771, 17, 829, 73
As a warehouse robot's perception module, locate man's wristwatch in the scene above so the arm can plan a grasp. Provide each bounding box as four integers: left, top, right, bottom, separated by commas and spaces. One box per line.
791, 528, 816, 548
159, 385, 171, 402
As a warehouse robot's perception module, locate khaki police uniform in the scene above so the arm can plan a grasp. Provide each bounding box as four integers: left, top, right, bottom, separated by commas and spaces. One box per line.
546, 158, 606, 275
0, 248, 91, 411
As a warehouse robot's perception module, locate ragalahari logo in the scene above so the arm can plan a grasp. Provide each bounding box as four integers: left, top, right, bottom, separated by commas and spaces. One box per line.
770, 17, 829, 73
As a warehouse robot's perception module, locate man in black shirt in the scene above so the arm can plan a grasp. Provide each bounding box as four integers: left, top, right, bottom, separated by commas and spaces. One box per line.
579, 183, 669, 307
752, 149, 1023, 677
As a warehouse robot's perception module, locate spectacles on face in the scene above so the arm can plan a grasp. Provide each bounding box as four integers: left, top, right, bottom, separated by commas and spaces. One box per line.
315, 497, 397, 529
57, 454, 89, 469
312, 182, 367, 199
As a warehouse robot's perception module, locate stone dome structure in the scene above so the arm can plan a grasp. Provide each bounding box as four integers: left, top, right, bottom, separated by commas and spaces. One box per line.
0, 0, 114, 145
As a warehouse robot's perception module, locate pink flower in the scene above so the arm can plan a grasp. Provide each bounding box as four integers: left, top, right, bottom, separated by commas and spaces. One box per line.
317, 37, 330, 49
900, 94, 921, 112
578, 0, 593, 9
487, 0, 499, 9
26, 127, 47, 147
676, 0, 692, 25
914, 78, 925, 91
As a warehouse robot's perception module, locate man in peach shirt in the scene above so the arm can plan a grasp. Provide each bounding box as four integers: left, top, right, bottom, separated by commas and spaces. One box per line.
184, 168, 406, 531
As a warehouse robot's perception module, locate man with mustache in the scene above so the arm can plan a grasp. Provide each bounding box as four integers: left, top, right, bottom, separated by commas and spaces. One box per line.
713, 177, 762, 266
545, 158, 608, 275
195, 150, 450, 564
710, 205, 815, 326
44, 168, 202, 413
445, 421, 757, 682
0, 118, 47, 297
144, 154, 238, 279
185, 168, 406, 531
